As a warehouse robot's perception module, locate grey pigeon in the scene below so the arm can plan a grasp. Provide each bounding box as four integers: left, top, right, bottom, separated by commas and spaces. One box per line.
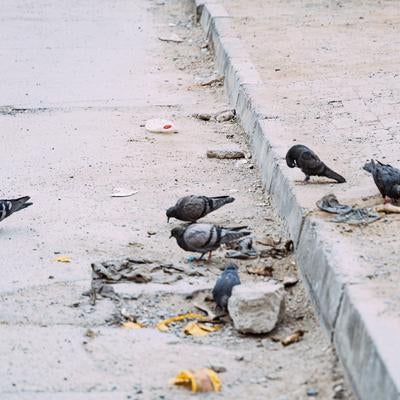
363, 159, 400, 203
212, 263, 240, 310
0, 196, 32, 222
166, 195, 235, 222
286, 144, 346, 183
170, 223, 251, 260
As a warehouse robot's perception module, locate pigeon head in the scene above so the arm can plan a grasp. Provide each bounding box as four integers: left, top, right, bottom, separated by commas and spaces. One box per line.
170, 226, 185, 239
166, 206, 177, 222
225, 263, 238, 272
363, 159, 375, 173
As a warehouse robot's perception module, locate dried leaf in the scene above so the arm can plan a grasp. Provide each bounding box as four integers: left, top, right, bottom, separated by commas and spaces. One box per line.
246, 264, 273, 277
122, 321, 143, 329
156, 312, 208, 332
281, 329, 305, 346
183, 321, 221, 337
171, 368, 221, 392
54, 256, 71, 263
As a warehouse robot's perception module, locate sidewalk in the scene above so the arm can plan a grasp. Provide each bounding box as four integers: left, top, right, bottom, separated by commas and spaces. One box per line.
195, 1, 400, 399
0, 0, 355, 398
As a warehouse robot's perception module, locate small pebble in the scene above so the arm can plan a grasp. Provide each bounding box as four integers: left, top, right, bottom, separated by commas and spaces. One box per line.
307, 388, 319, 397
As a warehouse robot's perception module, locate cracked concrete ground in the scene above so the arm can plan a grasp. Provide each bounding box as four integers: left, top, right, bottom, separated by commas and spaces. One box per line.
0, 0, 354, 399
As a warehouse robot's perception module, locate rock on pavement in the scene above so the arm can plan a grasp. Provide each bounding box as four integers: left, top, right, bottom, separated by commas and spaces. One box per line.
228, 281, 285, 334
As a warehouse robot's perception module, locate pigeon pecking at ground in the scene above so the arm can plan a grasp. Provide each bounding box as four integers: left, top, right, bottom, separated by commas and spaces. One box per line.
170, 223, 250, 261
212, 263, 241, 310
286, 144, 346, 183
363, 159, 400, 203
0, 196, 32, 222
166, 195, 235, 222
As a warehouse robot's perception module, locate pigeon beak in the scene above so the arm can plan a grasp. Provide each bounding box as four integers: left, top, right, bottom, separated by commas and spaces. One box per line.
169, 233, 173, 239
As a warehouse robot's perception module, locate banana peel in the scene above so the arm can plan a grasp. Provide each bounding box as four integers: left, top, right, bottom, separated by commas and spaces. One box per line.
171, 368, 221, 392
156, 312, 208, 332
121, 321, 143, 329
183, 321, 221, 337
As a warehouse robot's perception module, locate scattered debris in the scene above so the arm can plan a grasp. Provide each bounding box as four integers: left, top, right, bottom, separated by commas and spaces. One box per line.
209, 365, 226, 374
156, 312, 208, 332
122, 321, 143, 329
246, 263, 273, 277
283, 276, 299, 288
256, 236, 282, 247
111, 188, 138, 197
171, 368, 221, 392
259, 240, 293, 259
199, 75, 224, 86
375, 203, 400, 214
158, 34, 184, 43
193, 300, 219, 321
207, 145, 245, 160
84, 328, 97, 338
332, 208, 381, 225
280, 329, 305, 346
226, 237, 258, 259
193, 109, 235, 123
145, 118, 178, 134
316, 194, 352, 214
193, 112, 212, 121
54, 256, 71, 263
228, 282, 285, 334
183, 321, 221, 336
90, 258, 182, 285
215, 109, 235, 122
307, 387, 319, 397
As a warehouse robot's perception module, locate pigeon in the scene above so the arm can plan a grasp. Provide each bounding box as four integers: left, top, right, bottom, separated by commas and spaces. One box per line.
0, 196, 32, 222
166, 195, 235, 222
212, 263, 241, 310
170, 223, 251, 260
286, 144, 346, 183
363, 159, 400, 203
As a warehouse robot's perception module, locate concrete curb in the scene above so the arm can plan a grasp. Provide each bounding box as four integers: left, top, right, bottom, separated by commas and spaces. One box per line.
193, 1, 400, 399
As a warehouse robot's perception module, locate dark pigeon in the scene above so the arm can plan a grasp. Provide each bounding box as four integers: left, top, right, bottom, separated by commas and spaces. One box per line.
166, 195, 235, 222
286, 144, 346, 183
212, 263, 241, 310
170, 223, 250, 260
0, 196, 32, 222
363, 159, 400, 203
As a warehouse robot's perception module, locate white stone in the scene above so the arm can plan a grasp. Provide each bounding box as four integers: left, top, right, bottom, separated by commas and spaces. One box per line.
228, 281, 285, 334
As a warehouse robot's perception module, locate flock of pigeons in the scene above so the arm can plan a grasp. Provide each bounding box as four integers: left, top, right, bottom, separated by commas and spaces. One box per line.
285, 143, 400, 204
0, 143, 398, 310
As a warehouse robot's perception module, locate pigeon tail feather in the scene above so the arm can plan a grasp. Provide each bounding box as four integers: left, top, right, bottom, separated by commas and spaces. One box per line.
323, 166, 346, 183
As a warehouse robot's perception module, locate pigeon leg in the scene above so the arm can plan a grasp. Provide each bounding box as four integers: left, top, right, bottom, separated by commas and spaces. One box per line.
207, 251, 213, 262
384, 196, 392, 204
196, 253, 206, 262
304, 175, 310, 182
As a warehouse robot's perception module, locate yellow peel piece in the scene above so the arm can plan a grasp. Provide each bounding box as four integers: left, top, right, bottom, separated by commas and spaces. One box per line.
171, 370, 197, 392
171, 368, 221, 392
183, 321, 221, 337
121, 321, 143, 329
54, 256, 71, 263
206, 368, 222, 392
156, 312, 208, 332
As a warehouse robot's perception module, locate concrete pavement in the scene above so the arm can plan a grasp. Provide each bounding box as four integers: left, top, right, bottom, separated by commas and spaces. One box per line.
194, 1, 400, 399
0, 0, 354, 398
